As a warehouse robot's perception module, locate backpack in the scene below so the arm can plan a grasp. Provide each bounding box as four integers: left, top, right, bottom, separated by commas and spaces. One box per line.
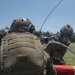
0, 32, 46, 75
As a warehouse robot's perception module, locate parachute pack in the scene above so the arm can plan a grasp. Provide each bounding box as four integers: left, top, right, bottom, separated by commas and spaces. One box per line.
0, 32, 45, 75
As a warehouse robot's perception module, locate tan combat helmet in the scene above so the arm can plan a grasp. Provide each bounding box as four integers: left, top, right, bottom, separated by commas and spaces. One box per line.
60, 24, 73, 38
10, 18, 35, 33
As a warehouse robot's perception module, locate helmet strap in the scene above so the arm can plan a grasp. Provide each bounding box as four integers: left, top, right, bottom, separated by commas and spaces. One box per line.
28, 24, 32, 30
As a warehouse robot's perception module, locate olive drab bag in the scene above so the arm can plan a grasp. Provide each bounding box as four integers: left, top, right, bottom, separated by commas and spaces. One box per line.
0, 32, 45, 75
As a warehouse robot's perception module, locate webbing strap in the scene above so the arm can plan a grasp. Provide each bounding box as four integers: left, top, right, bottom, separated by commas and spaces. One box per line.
0, 39, 3, 72
0, 33, 9, 73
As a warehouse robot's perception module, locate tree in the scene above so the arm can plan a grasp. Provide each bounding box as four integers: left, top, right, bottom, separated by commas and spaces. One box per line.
71, 33, 75, 42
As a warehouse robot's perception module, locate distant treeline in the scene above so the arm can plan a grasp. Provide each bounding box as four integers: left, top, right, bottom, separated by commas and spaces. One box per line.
34, 31, 75, 42
0, 27, 75, 42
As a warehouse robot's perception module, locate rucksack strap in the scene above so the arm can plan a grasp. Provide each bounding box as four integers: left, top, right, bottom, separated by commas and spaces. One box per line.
0, 33, 9, 73
0, 38, 4, 74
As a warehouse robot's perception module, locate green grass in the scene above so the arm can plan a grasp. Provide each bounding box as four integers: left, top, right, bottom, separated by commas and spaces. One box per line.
63, 43, 75, 66
42, 42, 75, 66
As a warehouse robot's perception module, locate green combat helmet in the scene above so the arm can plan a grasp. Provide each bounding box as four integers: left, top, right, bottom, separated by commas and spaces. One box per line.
60, 24, 73, 38
10, 18, 35, 33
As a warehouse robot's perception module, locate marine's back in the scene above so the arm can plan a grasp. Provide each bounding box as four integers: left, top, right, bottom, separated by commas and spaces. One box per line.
0, 32, 45, 75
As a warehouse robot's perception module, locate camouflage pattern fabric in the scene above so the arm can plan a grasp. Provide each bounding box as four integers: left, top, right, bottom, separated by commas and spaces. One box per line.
0, 32, 56, 75
0, 32, 44, 75
44, 34, 68, 65
43, 50, 56, 75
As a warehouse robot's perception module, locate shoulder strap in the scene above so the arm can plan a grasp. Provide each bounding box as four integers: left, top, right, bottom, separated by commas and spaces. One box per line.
0, 33, 9, 71
0, 38, 4, 71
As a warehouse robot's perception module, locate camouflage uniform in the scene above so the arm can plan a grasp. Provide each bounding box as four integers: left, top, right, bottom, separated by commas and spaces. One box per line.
44, 25, 73, 65
0, 18, 56, 75
44, 34, 68, 65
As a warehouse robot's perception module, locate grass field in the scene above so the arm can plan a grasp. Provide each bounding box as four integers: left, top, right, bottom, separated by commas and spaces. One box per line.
43, 42, 75, 66
63, 43, 75, 66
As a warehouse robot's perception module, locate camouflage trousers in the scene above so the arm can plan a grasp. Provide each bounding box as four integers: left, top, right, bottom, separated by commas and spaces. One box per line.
44, 51, 56, 75
46, 63, 56, 75
53, 57, 66, 65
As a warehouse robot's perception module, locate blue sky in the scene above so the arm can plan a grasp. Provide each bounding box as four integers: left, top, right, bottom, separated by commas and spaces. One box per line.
0, 0, 75, 33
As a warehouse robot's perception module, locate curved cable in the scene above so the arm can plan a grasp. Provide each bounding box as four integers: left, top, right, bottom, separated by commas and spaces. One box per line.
40, 0, 63, 32
51, 41, 75, 55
